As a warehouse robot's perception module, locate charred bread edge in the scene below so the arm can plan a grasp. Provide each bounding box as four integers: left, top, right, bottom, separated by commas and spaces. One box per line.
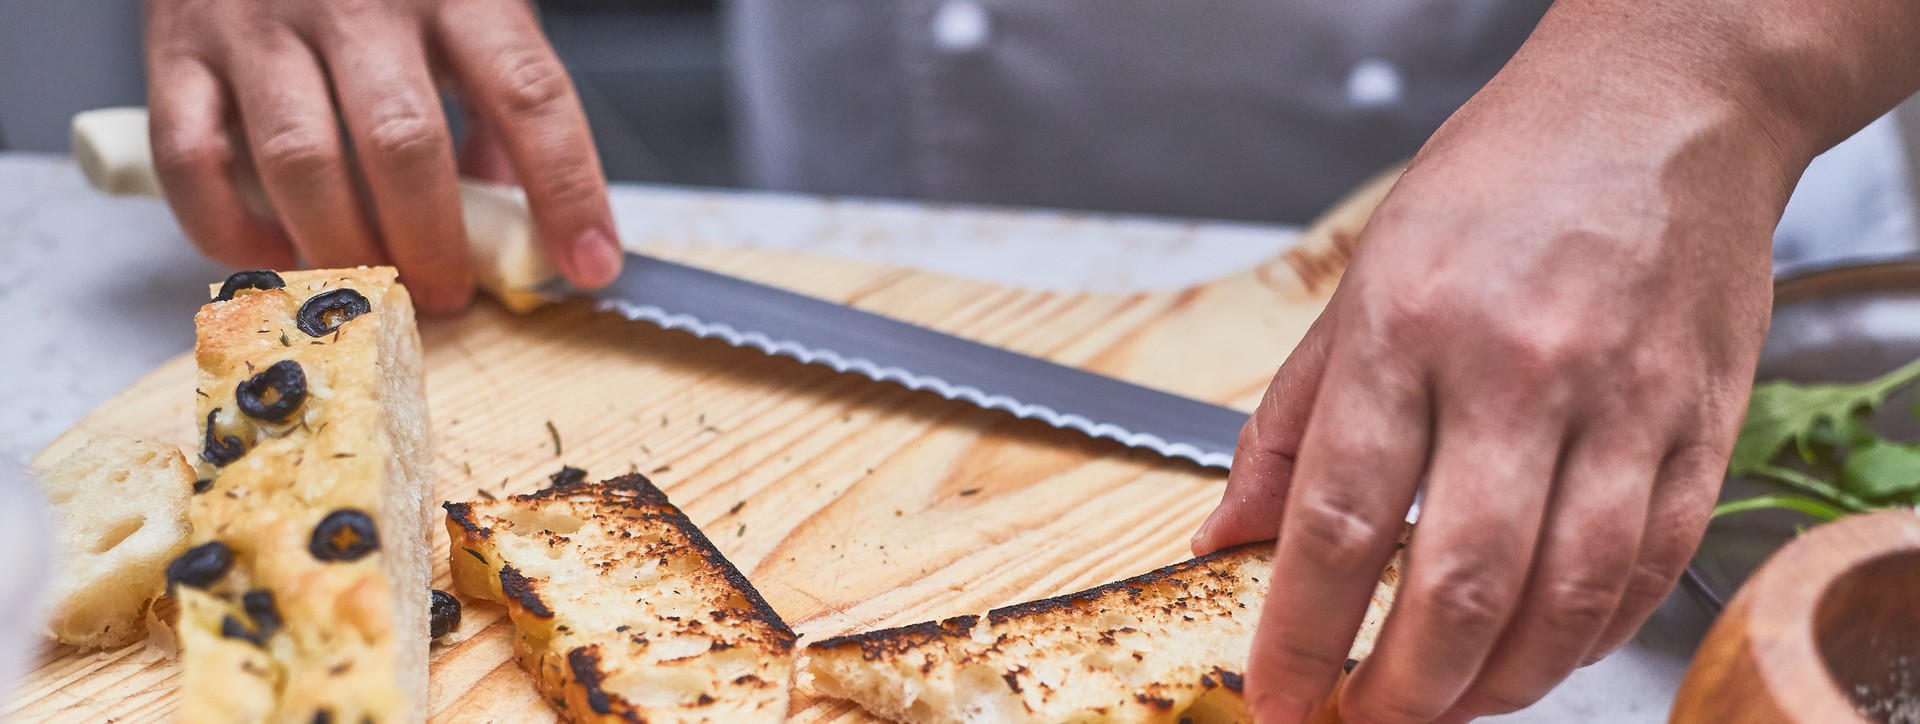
442, 472, 796, 649
809, 540, 1316, 663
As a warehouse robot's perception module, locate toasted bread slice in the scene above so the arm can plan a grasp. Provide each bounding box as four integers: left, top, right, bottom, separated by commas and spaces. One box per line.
445, 472, 798, 723
174, 268, 432, 723
804, 541, 1403, 723
36, 435, 193, 649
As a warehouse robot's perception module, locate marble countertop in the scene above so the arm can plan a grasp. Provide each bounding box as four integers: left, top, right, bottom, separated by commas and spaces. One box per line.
0, 151, 1710, 721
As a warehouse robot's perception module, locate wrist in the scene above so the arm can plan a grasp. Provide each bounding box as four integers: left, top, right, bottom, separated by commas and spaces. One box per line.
1428, 4, 1823, 209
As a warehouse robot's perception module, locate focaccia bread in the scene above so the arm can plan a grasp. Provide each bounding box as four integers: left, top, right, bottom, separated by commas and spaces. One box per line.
171, 267, 432, 723
36, 435, 193, 649
444, 471, 797, 723
804, 540, 1403, 723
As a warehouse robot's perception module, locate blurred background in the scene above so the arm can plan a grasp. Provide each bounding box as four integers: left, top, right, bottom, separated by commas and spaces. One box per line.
0, 0, 737, 185
7, 0, 1918, 251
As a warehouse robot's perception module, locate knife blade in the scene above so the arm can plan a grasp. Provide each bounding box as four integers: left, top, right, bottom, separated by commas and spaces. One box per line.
542, 255, 1247, 469
70, 106, 1247, 470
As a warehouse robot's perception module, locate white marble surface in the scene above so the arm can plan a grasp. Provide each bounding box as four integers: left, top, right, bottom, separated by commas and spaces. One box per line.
0, 151, 1713, 721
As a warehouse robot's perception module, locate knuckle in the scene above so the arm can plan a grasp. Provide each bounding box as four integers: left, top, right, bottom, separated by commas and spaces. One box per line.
1263, 635, 1350, 677
492, 49, 573, 114
1234, 411, 1268, 455
1363, 291, 1437, 347
534, 164, 603, 209
363, 113, 449, 171
152, 134, 230, 176
1418, 565, 1517, 638
254, 130, 339, 186
1536, 571, 1621, 632
1489, 323, 1582, 380
1619, 558, 1678, 608
1287, 492, 1398, 573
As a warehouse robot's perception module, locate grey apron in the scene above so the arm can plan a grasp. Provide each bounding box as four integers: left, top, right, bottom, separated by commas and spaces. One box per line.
726, 0, 1553, 224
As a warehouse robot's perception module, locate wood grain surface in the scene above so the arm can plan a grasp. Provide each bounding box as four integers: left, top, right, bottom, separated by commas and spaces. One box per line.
8, 172, 1397, 723
1671, 510, 1920, 723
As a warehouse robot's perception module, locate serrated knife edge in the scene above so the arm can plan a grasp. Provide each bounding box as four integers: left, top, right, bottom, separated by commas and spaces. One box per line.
590, 295, 1238, 469
542, 254, 1250, 471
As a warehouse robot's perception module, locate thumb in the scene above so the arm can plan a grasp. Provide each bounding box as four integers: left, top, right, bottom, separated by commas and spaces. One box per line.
1192, 305, 1338, 554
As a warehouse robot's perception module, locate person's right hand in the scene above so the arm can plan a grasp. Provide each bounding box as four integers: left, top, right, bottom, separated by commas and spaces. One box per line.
145, 0, 624, 312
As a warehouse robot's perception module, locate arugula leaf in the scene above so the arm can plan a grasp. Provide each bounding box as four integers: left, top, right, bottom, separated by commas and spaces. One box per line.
1727, 357, 1920, 476
1840, 439, 1920, 501
1747, 463, 1874, 512
1711, 494, 1849, 522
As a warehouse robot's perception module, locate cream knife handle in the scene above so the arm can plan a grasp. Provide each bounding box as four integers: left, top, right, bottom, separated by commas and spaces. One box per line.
70, 106, 558, 311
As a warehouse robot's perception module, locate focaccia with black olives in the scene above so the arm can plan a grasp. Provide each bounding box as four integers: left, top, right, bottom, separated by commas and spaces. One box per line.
802, 539, 1403, 723
444, 472, 797, 723
172, 267, 432, 723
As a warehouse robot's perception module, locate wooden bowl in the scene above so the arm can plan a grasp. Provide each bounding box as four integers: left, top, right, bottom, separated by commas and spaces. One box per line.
1672, 510, 1920, 722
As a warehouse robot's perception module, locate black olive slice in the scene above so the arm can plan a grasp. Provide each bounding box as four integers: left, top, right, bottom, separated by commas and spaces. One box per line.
213, 270, 286, 302
194, 478, 213, 494
309, 509, 380, 561
220, 614, 267, 647
236, 360, 308, 422
311, 711, 333, 724
296, 289, 371, 337
201, 409, 245, 467
430, 589, 461, 639
242, 589, 282, 640
166, 541, 234, 590
548, 466, 588, 488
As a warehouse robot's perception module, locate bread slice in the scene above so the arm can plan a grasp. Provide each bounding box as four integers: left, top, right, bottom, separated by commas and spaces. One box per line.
444, 472, 797, 723
803, 541, 1403, 723
35, 435, 193, 649
172, 267, 432, 723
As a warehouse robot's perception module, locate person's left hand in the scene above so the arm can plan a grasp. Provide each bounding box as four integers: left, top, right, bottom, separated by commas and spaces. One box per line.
1188, 27, 1808, 721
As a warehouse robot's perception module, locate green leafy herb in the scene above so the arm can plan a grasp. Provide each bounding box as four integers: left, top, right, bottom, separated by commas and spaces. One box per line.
1718, 357, 1920, 523
1840, 439, 1920, 500
1727, 357, 1920, 476
1710, 494, 1848, 522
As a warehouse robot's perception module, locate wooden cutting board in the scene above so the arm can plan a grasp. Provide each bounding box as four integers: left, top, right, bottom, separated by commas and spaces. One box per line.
7, 173, 1392, 723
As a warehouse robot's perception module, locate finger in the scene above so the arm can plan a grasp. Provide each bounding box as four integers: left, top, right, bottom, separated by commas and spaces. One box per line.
459, 108, 518, 184
434, 1, 622, 289
1581, 440, 1723, 663
319, 14, 473, 312
1193, 305, 1339, 554
1441, 427, 1659, 718
1338, 381, 1564, 723
1245, 344, 1430, 724
147, 51, 296, 269
227, 32, 386, 270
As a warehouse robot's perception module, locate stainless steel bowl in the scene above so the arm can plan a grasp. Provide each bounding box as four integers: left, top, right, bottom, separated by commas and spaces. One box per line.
1685, 254, 1920, 609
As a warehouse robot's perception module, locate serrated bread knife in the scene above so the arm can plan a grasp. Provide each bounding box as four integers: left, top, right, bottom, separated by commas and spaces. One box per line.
71, 107, 1248, 469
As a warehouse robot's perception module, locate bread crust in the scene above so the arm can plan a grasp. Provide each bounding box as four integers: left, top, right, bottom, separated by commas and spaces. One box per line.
180, 268, 431, 723
445, 473, 797, 723
805, 538, 1403, 723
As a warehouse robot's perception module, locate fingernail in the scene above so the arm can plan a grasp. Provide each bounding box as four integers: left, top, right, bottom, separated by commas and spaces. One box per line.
569, 227, 623, 289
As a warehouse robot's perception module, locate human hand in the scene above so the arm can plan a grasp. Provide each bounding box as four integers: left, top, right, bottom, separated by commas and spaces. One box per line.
1190, 27, 1813, 723
144, 0, 621, 312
